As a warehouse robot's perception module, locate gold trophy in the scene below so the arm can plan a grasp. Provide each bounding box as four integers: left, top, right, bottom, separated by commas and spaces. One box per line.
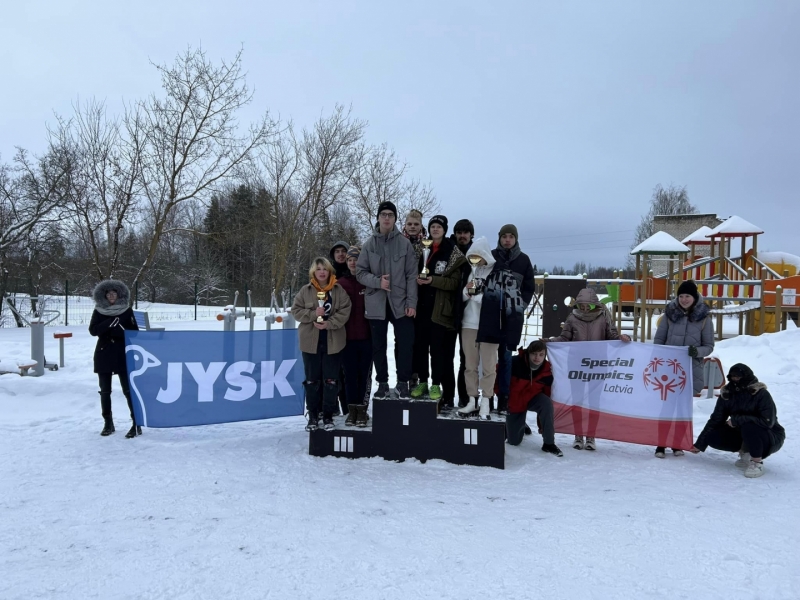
468, 255, 482, 295
419, 239, 433, 279
316, 292, 326, 322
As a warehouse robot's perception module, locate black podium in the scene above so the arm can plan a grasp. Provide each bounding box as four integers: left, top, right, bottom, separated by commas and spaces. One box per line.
308, 398, 506, 469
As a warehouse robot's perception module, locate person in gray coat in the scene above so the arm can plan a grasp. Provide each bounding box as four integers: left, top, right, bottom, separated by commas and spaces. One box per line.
653, 279, 714, 458
356, 201, 418, 399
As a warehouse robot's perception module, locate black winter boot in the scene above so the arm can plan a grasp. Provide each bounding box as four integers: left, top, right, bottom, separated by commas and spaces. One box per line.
125, 422, 138, 438
356, 404, 369, 428
100, 417, 115, 436
345, 406, 358, 427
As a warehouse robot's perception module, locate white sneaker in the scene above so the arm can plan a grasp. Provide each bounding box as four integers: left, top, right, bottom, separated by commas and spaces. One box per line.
735, 452, 752, 468
744, 460, 764, 478
573, 435, 584, 450
479, 396, 491, 420
654, 448, 666, 459
672, 449, 685, 457
584, 437, 597, 451
458, 397, 479, 416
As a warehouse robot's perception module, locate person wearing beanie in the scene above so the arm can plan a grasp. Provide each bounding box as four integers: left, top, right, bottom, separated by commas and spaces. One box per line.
329, 240, 351, 279
690, 364, 785, 478
450, 218, 474, 405
409, 214, 466, 407
89, 280, 140, 438
652, 278, 714, 457
357, 201, 418, 400
475, 223, 536, 417
338, 246, 373, 427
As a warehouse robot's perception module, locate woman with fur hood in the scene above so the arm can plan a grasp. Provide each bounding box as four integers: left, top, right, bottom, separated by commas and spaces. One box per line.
652, 280, 714, 458
690, 363, 785, 478
89, 280, 140, 438
548, 287, 630, 451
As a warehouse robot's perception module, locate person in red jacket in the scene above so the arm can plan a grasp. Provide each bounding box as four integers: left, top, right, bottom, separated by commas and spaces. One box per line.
506, 340, 563, 456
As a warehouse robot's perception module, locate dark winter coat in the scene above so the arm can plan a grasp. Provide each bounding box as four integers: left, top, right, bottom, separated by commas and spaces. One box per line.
415, 237, 467, 330
694, 365, 785, 453
654, 298, 714, 394
508, 352, 553, 414
476, 243, 535, 348
89, 280, 139, 374
549, 288, 621, 343
338, 273, 370, 341
356, 225, 418, 320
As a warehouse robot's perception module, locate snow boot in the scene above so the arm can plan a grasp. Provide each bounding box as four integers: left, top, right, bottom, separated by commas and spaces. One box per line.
356, 404, 369, 428
479, 396, 491, 420
125, 422, 139, 439
458, 397, 479, 416
573, 435, 584, 450
373, 382, 390, 400
744, 460, 764, 478
345, 406, 358, 427
542, 443, 564, 457
655, 447, 666, 458
410, 382, 428, 398
584, 437, 597, 451
100, 417, 115, 436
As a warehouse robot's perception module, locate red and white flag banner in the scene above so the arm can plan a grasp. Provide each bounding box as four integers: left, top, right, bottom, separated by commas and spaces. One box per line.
548, 341, 694, 449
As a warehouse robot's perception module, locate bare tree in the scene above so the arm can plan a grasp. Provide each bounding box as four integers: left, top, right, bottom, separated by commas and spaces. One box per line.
133, 46, 277, 290
631, 183, 697, 251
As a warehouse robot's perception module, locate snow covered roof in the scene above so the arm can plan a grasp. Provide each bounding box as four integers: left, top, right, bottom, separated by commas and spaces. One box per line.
707, 215, 764, 238
681, 226, 714, 245
630, 231, 690, 255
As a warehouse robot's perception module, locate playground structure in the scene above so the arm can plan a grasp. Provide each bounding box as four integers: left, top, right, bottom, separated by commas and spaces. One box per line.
216, 289, 295, 331
523, 215, 800, 345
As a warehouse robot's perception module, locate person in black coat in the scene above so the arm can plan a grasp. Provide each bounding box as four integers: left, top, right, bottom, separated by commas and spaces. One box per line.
89, 280, 140, 438
690, 364, 785, 478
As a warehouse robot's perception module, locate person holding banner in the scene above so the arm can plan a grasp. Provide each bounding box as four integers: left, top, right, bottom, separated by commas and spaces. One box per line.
89, 279, 140, 438
690, 364, 785, 478
505, 340, 563, 456
548, 287, 630, 451
292, 257, 352, 431
652, 279, 714, 458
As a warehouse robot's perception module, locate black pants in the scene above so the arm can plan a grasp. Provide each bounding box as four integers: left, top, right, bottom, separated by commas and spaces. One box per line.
413, 319, 457, 399
98, 372, 134, 422
702, 422, 783, 459
457, 333, 467, 402
341, 338, 372, 408
302, 351, 342, 418
370, 307, 414, 384
506, 393, 555, 446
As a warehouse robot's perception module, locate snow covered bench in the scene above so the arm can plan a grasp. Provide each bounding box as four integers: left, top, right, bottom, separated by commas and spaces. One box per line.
0, 360, 38, 376
133, 310, 165, 332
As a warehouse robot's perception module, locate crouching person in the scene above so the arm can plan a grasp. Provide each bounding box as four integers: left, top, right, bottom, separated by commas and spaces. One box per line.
292, 257, 352, 431
690, 363, 785, 478
505, 341, 563, 456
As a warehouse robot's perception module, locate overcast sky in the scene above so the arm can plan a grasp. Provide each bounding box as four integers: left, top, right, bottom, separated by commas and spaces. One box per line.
2, 1, 798, 269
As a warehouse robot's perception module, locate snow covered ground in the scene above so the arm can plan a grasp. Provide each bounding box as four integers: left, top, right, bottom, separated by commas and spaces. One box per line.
1, 314, 798, 599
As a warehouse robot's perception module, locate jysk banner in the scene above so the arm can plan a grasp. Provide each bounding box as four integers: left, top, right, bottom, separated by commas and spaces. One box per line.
548, 341, 693, 449
124, 330, 304, 427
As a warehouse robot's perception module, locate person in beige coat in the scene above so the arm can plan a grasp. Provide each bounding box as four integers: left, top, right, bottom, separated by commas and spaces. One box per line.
292, 257, 352, 431
548, 287, 630, 450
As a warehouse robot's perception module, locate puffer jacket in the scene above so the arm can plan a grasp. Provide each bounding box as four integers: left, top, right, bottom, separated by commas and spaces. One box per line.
694, 365, 785, 453
291, 283, 352, 355
508, 352, 553, 413
460, 237, 495, 330
654, 298, 714, 394
415, 237, 467, 330
549, 288, 621, 342
356, 226, 418, 320
89, 280, 139, 374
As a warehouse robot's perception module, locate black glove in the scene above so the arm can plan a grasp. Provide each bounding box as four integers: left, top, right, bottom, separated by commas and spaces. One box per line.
688, 345, 698, 357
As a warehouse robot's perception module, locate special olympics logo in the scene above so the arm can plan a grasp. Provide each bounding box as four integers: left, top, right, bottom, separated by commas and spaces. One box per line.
643, 357, 687, 401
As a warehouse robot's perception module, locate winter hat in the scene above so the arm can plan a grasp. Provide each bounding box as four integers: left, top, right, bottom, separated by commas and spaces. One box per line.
453, 219, 474, 236
498, 224, 518, 240
346, 245, 361, 260
727, 363, 757, 389
377, 201, 398, 221
428, 215, 448, 235
677, 280, 699, 303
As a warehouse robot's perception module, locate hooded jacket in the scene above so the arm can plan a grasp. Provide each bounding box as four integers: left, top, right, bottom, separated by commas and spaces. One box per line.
88, 280, 139, 374
549, 288, 621, 342
356, 225, 418, 320
329, 241, 350, 279
460, 237, 495, 330
694, 364, 785, 453
414, 236, 467, 330
476, 241, 536, 347
654, 297, 714, 394
508, 351, 554, 413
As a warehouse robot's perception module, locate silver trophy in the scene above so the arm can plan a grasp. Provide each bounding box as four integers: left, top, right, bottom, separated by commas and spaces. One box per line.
419, 239, 433, 279
467, 255, 482, 295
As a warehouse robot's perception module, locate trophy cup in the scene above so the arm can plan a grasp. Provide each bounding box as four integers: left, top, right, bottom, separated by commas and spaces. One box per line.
316, 292, 326, 322
467, 255, 482, 295
419, 239, 433, 279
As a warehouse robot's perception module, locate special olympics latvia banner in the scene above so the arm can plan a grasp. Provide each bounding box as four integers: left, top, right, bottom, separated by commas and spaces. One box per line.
124, 330, 304, 428
548, 341, 693, 449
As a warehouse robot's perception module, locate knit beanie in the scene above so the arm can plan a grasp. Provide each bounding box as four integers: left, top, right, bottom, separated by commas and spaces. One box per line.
677, 280, 699, 303
498, 224, 518, 240
428, 215, 449, 235
453, 219, 474, 236
377, 201, 398, 221
346, 245, 360, 260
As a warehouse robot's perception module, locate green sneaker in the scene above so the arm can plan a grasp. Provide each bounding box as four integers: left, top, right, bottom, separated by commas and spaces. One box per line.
429, 384, 442, 400
410, 382, 428, 398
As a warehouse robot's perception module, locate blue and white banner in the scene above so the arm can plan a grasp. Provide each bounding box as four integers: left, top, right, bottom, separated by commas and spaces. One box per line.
124, 330, 304, 427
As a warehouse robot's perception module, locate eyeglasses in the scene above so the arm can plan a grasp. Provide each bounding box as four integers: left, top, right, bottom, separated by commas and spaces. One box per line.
379, 212, 395, 219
